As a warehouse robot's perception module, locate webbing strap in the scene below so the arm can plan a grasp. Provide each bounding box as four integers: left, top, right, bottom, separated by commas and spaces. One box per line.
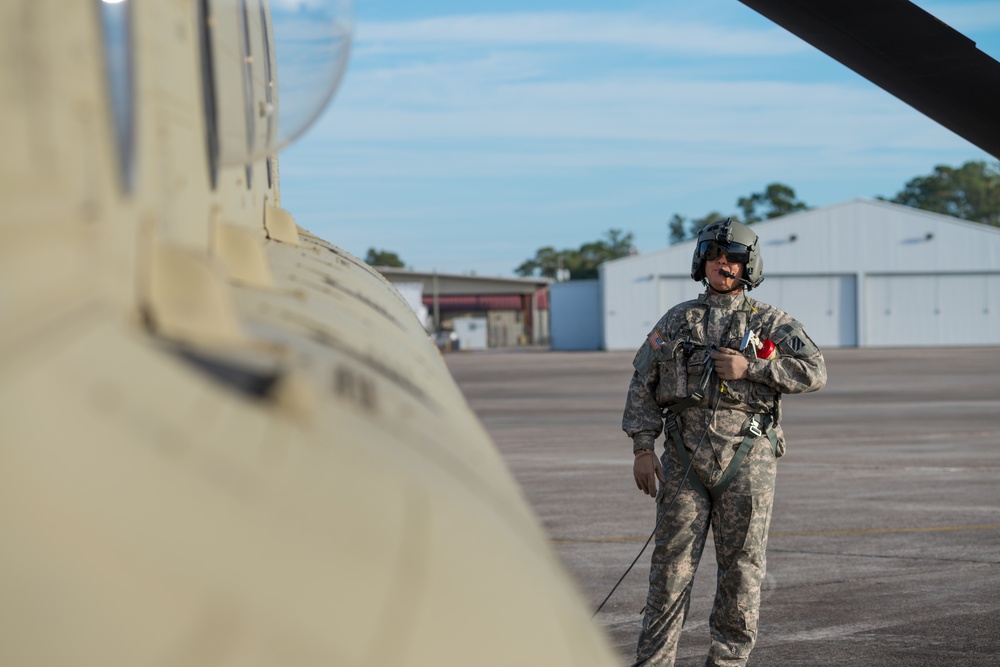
665, 413, 776, 504
711, 415, 776, 499
667, 423, 711, 501
665, 391, 703, 415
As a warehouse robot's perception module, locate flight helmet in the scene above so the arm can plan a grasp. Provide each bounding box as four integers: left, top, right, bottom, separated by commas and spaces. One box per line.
690, 218, 764, 290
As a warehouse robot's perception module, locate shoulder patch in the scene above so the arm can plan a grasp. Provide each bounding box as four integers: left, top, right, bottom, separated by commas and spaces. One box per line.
648, 329, 664, 351
633, 327, 675, 374
632, 338, 656, 375
773, 321, 819, 358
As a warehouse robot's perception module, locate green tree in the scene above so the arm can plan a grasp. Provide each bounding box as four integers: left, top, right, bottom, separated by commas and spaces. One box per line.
690, 211, 728, 237
514, 246, 564, 279
515, 229, 635, 280
890, 160, 1000, 227
738, 183, 809, 223
582, 228, 635, 268
667, 211, 736, 245
364, 248, 405, 268
668, 214, 687, 245
668, 183, 809, 244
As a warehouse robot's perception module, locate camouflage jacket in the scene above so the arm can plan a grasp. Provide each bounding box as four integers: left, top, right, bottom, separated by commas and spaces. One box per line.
622, 291, 827, 465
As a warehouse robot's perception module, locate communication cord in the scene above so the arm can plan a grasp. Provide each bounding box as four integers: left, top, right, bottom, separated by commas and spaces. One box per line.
592, 382, 724, 618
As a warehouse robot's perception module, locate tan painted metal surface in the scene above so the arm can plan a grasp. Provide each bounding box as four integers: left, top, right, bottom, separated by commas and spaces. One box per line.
0, 2, 621, 665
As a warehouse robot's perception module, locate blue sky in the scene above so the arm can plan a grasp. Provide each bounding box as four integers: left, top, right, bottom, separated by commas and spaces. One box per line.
278, 0, 1000, 276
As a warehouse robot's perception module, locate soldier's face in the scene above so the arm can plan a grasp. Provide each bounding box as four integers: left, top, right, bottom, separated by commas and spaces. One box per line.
705, 251, 744, 294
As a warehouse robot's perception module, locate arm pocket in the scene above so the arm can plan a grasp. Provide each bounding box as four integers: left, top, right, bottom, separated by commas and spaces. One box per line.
773, 321, 819, 358
657, 342, 691, 404
632, 337, 658, 375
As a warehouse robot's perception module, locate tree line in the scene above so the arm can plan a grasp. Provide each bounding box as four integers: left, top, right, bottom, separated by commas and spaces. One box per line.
514, 229, 636, 281
516, 159, 999, 280
365, 160, 1000, 279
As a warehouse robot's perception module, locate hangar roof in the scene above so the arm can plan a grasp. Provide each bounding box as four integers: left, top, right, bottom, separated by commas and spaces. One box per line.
603, 198, 1000, 279
375, 268, 550, 297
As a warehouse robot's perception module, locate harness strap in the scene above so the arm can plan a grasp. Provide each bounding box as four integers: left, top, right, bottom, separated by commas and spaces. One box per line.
711, 415, 777, 499
666, 417, 711, 501
664, 391, 703, 415
662, 359, 712, 416
664, 412, 777, 504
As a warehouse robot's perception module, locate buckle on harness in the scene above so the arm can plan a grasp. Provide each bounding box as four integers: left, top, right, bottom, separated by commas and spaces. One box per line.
663, 411, 678, 431
748, 416, 762, 438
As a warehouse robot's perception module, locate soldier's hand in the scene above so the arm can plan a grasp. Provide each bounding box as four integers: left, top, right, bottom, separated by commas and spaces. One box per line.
711, 347, 749, 380
633, 449, 665, 498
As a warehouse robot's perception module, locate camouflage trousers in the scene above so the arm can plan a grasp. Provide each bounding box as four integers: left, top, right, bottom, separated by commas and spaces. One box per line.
635, 424, 777, 667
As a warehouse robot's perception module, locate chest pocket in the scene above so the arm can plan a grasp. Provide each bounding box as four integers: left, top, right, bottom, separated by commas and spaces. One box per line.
655, 339, 688, 404
633, 328, 687, 406
682, 310, 708, 398
716, 310, 778, 413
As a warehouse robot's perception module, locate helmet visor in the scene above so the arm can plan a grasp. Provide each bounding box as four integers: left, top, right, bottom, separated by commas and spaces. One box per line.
699, 240, 750, 265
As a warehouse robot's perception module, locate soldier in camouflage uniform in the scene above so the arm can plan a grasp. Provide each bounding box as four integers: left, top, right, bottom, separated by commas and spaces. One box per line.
622, 219, 826, 666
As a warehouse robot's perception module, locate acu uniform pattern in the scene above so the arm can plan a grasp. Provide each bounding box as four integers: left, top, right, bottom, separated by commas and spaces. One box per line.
623, 292, 826, 666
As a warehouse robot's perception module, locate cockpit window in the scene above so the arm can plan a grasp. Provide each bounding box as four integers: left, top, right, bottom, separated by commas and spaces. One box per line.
197, 0, 219, 189
200, 0, 354, 168
97, 0, 135, 193
238, 0, 254, 146
238, 0, 255, 189
259, 1, 276, 151
259, 1, 276, 189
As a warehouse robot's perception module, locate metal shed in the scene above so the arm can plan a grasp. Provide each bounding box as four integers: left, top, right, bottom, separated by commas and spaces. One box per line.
549, 280, 602, 351
600, 198, 1000, 351
375, 268, 551, 348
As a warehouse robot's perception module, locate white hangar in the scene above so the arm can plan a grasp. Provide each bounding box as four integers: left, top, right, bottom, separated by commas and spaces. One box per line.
592, 198, 1000, 351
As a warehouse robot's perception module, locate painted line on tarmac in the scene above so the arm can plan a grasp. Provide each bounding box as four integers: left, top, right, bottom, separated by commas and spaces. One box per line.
782, 429, 1000, 446
553, 524, 1000, 544
770, 524, 1000, 537
780, 462, 1000, 472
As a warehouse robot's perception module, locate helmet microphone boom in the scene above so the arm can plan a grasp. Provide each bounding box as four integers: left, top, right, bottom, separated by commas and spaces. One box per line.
719, 269, 753, 288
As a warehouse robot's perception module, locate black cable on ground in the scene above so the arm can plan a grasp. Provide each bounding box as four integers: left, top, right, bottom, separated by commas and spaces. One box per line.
592, 383, 723, 618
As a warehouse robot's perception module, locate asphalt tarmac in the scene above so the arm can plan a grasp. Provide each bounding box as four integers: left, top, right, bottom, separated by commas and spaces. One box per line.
445, 347, 1000, 667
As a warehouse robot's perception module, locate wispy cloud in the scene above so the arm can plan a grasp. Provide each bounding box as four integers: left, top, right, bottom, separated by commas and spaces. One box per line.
313, 62, 932, 150
280, 3, 997, 274
309, 10, 908, 152
355, 12, 805, 57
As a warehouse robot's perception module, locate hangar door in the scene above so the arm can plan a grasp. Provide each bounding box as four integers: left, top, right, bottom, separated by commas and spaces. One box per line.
656, 276, 705, 315
654, 275, 856, 348
865, 274, 1000, 346
605, 272, 672, 350
744, 275, 857, 348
